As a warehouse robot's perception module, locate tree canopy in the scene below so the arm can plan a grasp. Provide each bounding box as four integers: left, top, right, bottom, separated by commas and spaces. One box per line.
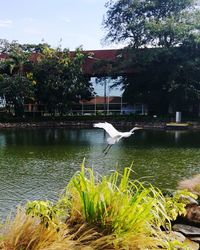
103, 0, 200, 48
0, 40, 93, 116
33, 46, 93, 115
119, 47, 200, 114
103, 0, 200, 115
0, 41, 35, 116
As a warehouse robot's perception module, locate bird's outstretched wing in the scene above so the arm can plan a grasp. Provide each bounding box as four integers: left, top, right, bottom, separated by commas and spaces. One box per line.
93, 122, 119, 138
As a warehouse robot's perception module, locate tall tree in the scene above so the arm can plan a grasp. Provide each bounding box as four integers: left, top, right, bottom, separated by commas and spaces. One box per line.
103, 0, 200, 48
103, 0, 200, 115
118, 46, 200, 114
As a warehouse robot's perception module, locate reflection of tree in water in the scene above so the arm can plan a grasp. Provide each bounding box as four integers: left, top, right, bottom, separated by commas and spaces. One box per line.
0, 128, 87, 146
2, 128, 200, 150
0, 134, 6, 148
2, 128, 69, 146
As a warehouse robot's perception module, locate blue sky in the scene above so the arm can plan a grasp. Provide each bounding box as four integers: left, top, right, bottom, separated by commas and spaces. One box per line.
0, 0, 122, 96
0, 0, 116, 50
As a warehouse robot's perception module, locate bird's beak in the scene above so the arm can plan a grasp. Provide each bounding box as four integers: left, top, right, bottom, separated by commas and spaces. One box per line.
135, 127, 143, 130
131, 127, 142, 134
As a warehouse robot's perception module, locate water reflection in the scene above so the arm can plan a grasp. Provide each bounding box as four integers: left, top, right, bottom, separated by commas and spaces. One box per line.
1, 128, 200, 220
0, 134, 6, 147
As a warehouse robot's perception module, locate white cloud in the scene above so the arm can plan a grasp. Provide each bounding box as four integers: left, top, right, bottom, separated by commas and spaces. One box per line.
0, 19, 12, 27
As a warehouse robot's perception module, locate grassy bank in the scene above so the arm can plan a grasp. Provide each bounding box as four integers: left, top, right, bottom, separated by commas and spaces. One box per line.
0, 162, 196, 249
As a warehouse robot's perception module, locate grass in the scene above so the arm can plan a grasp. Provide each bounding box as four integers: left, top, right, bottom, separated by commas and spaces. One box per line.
0, 161, 196, 249
0, 208, 76, 250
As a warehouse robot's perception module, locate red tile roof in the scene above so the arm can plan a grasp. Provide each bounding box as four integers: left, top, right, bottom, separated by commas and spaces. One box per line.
80, 96, 125, 105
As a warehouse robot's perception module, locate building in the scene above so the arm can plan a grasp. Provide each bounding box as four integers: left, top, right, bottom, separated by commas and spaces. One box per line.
77, 96, 147, 115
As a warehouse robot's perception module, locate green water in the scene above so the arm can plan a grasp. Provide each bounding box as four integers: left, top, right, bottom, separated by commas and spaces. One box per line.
1, 128, 200, 219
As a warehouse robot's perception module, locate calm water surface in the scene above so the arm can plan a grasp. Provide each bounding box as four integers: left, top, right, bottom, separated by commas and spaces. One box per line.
1, 128, 200, 220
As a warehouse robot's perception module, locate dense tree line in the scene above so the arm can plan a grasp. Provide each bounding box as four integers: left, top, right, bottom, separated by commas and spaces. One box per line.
103, 0, 200, 115
116, 46, 200, 115
1, 0, 200, 117
0, 40, 93, 116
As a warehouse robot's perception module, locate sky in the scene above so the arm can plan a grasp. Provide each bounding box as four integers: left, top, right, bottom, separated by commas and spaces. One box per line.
0, 0, 122, 96
0, 0, 117, 50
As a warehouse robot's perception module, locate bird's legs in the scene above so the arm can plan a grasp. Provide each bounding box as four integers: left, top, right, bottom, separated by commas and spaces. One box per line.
103, 144, 112, 155
102, 144, 110, 153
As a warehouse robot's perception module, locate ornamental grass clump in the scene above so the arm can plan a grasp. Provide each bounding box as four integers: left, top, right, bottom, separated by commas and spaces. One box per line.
0, 208, 77, 250
61, 162, 190, 249
0, 208, 104, 250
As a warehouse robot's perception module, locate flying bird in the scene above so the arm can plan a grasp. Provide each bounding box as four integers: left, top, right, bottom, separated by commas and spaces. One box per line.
93, 122, 142, 155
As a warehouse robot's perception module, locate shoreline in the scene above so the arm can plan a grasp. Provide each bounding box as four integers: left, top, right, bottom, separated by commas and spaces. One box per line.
0, 120, 200, 130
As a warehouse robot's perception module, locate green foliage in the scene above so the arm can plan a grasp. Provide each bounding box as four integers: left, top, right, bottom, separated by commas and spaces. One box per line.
18, 161, 197, 249
26, 200, 61, 229
33, 45, 93, 115
116, 46, 200, 114
104, 0, 200, 48
26, 197, 70, 229
103, 0, 200, 115
0, 74, 34, 116
0, 40, 94, 117
67, 163, 185, 228
0, 41, 35, 116
164, 189, 197, 221
60, 162, 193, 248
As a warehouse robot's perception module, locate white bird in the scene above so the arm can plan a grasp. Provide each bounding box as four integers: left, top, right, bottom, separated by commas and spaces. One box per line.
93, 122, 142, 155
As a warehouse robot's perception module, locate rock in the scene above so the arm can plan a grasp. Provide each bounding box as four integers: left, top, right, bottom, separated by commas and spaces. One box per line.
166, 231, 186, 242
184, 238, 199, 250
189, 237, 200, 243
166, 231, 200, 249
185, 204, 200, 225
173, 224, 200, 236
179, 195, 198, 205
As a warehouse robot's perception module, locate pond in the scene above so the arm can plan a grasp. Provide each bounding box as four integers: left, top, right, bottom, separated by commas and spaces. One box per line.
1, 127, 200, 220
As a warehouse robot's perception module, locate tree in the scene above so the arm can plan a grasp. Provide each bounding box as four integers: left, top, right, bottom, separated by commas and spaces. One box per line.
33, 46, 93, 115
103, 0, 200, 115
0, 40, 35, 116
0, 74, 34, 116
103, 0, 200, 48
0, 40, 94, 116
119, 46, 200, 114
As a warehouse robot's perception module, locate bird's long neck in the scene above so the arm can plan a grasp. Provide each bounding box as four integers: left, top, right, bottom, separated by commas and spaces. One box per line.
130, 127, 139, 133
130, 128, 135, 133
